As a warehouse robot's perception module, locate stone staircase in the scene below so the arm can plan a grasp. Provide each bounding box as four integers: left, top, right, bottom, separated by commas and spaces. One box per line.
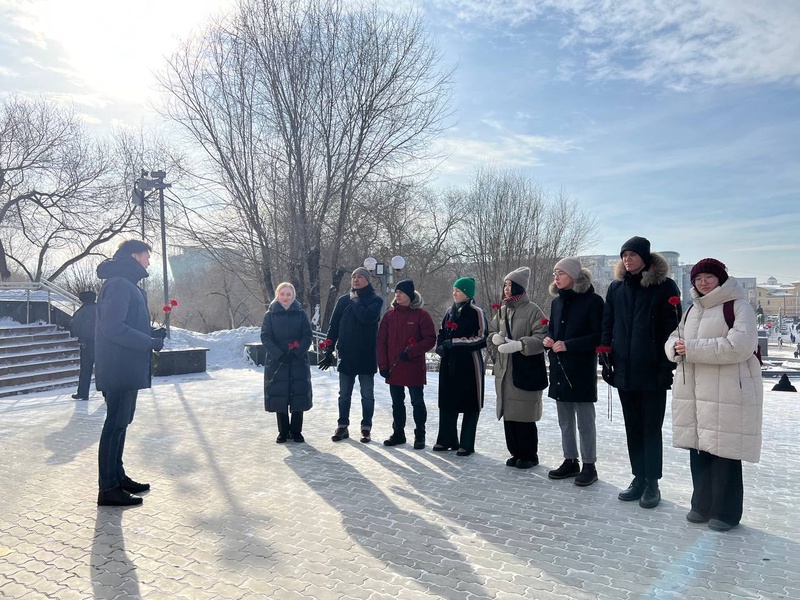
0, 324, 80, 398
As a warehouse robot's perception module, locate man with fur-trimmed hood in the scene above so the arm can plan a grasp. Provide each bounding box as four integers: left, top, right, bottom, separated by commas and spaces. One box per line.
544, 257, 604, 486
601, 236, 681, 509
377, 280, 437, 449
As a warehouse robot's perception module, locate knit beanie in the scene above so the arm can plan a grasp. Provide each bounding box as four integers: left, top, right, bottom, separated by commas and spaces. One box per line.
553, 257, 582, 280
690, 258, 728, 285
352, 267, 371, 281
395, 279, 415, 299
453, 277, 476, 299
619, 236, 652, 262
504, 266, 530, 290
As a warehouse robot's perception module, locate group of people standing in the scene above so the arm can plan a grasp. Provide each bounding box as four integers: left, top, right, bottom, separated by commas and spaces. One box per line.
90, 236, 763, 532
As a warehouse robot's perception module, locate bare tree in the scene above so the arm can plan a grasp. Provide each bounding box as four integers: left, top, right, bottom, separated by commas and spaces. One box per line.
156, 0, 455, 328
0, 96, 142, 282
458, 166, 598, 312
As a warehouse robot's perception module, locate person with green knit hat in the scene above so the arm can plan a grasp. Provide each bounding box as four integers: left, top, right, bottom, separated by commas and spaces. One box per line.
433, 277, 488, 455
453, 277, 476, 300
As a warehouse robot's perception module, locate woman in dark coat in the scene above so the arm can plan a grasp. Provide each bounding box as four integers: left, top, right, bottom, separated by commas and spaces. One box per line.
543, 258, 604, 486
261, 282, 313, 443
434, 277, 488, 456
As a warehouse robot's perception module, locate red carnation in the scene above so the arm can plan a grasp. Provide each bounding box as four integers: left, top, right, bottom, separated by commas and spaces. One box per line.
408, 337, 417, 345
540, 318, 549, 326
668, 296, 680, 307
162, 305, 172, 313
491, 303, 501, 310
595, 345, 612, 354
170, 299, 179, 307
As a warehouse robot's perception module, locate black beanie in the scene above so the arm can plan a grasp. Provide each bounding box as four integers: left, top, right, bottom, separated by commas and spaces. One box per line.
395, 279, 415, 300
620, 236, 652, 262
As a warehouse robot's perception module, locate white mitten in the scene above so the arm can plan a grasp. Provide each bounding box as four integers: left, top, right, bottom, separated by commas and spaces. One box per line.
498, 340, 523, 354
491, 333, 506, 346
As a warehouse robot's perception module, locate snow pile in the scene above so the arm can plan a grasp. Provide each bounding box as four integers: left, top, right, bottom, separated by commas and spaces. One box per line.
164, 325, 262, 369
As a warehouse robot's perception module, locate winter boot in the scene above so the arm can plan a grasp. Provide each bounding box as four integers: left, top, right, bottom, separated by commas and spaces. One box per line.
548, 458, 580, 480
574, 463, 598, 487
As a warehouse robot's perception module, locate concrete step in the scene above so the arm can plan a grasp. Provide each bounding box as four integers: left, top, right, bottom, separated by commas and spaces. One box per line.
0, 347, 81, 366
0, 357, 81, 378
0, 324, 58, 337
0, 338, 79, 356
0, 366, 81, 389
0, 331, 73, 347
0, 375, 79, 399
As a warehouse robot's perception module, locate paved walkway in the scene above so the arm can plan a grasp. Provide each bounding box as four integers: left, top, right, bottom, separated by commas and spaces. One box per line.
1, 364, 799, 599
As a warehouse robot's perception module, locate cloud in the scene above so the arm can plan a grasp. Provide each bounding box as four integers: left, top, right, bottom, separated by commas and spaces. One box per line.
431, 0, 800, 88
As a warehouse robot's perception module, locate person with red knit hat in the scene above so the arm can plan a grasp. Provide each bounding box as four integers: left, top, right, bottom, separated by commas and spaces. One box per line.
666, 257, 762, 532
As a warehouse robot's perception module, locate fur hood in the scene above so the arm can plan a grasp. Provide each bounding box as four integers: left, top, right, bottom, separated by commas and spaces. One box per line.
549, 268, 593, 296
391, 290, 424, 310
612, 252, 671, 287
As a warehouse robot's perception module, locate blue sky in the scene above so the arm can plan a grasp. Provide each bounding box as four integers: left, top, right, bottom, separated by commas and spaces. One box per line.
2, 0, 799, 281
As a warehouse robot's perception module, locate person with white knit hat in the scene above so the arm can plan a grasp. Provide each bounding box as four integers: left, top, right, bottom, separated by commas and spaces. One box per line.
543, 257, 604, 486
487, 266, 548, 469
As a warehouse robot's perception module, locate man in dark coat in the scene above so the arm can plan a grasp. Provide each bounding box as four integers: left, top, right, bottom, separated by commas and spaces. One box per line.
377, 280, 437, 449
70, 290, 97, 401
95, 240, 166, 507
601, 236, 681, 509
544, 258, 604, 486
319, 267, 384, 443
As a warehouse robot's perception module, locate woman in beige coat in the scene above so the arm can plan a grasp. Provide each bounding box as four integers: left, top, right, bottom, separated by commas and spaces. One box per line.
665, 258, 762, 532
488, 267, 548, 469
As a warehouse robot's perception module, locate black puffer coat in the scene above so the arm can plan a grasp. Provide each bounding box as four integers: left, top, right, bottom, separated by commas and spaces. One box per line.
261, 299, 313, 413
94, 256, 154, 392
437, 299, 488, 413
326, 284, 383, 376
546, 269, 604, 403
601, 253, 681, 391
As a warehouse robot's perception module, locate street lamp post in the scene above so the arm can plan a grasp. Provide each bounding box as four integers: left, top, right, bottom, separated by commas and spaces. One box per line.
364, 254, 405, 313
133, 170, 173, 336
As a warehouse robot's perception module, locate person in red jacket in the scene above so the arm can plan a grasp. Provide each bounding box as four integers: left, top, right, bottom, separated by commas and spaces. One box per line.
377, 280, 437, 449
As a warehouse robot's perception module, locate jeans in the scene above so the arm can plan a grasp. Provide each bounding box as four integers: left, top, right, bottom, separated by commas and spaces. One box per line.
337, 373, 375, 430
76, 341, 95, 399
389, 385, 427, 438
556, 401, 597, 463
98, 389, 138, 491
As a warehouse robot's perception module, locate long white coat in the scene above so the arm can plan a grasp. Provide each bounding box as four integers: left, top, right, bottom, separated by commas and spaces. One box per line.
665, 277, 762, 463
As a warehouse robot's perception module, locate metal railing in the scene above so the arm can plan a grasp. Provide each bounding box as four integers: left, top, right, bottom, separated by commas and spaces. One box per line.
0, 279, 80, 324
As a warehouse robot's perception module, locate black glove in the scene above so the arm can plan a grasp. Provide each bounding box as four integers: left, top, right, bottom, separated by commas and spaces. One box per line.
280, 352, 294, 362
380, 369, 391, 379
435, 346, 445, 357
440, 340, 453, 351
399, 350, 409, 361
150, 337, 164, 351
318, 350, 333, 370
152, 327, 168, 339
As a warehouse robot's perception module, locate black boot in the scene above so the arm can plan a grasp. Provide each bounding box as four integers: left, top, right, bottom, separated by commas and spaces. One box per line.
97, 486, 143, 507
548, 458, 580, 480
618, 476, 645, 501
276, 413, 290, 443
574, 463, 598, 487
639, 479, 661, 508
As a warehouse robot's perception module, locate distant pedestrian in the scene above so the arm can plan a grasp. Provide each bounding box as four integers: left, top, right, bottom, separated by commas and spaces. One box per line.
488, 267, 548, 469
70, 291, 97, 401
666, 258, 763, 531
433, 277, 488, 456
95, 240, 166, 507
601, 236, 681, 509
778, 336, 783, 348
543, 258, 604, 486
319, 267, 383, 443
261, 282, 313, 443
772, 374, 797, 392
377, 280, 437, 449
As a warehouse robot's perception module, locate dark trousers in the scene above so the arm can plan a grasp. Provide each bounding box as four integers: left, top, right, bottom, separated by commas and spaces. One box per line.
77, 341, 95, 399
503, 420, 539, 462
618, 389, 667, 480
98, 389, 138, 491
277, 411, 304, 436
436, 409, 479, 453
389, 385, 426, 439
690, 449, 743, 525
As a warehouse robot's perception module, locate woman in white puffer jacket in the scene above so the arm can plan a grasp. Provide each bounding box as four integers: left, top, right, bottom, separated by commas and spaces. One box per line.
665, 258, 762, 532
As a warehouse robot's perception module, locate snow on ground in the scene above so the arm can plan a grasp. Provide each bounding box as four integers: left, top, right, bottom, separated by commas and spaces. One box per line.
165, 325, 262, 369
